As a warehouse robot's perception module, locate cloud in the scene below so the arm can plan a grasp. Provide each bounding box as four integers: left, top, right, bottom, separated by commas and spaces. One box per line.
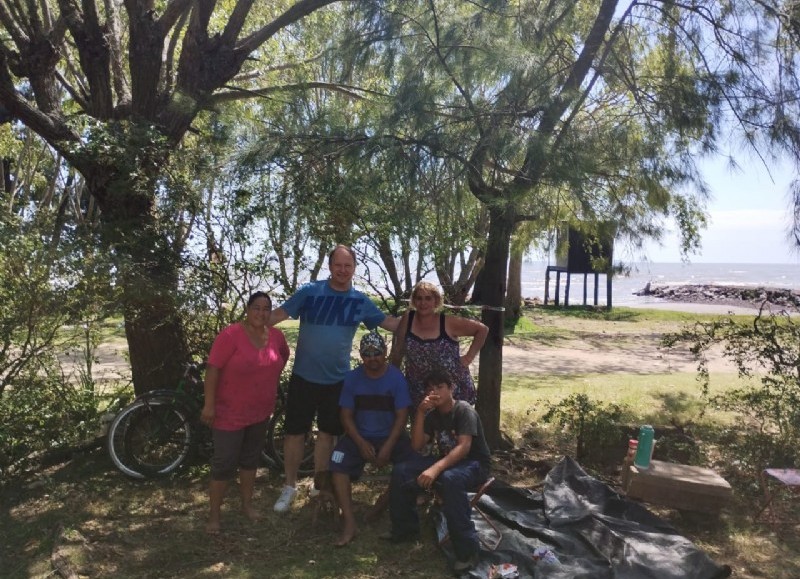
709, 209, 790, 230
643, 209, 798, 263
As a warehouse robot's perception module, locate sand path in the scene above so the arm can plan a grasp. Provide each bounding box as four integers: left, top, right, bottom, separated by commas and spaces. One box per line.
500, 334, 731, 375
501, 301, 763, 375
81, 304, 742, 384
86, 339, 718, 380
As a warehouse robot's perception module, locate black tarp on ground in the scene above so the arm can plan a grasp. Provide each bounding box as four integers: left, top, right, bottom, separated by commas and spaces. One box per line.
434, 456, 732, 578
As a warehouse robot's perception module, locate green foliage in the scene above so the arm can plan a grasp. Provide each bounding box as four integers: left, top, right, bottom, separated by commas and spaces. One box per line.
541, 393, 626, 464
164, 113, 300, 357
0, 128, 123, 481
0, 231, 113, 480
0, 124, 21, 157
0, 361, 103, 480
653, 431, 703, 465
0, 218, 70, 393
665, 310, 800, 476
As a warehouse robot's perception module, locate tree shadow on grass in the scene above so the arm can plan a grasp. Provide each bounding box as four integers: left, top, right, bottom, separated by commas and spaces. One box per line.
1, 449, 452, 579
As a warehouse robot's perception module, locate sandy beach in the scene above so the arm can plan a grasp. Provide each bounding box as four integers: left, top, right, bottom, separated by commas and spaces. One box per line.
502, 300, 751, 376
627, 301, 760, 315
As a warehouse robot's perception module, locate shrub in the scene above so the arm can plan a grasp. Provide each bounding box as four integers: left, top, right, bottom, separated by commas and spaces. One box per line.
664, 309, 800, 479
541, 393, 626, 464
0, 360, 103, 481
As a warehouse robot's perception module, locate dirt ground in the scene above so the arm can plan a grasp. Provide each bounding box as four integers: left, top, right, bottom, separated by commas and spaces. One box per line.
82, 335, 724, 391
507, 335, 657, 374
502, 330, 734, 375
83, 308, 737, 384
503, 301, 745, 376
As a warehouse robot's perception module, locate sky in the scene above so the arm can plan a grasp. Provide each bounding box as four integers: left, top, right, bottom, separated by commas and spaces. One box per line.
643, 155, 799, 264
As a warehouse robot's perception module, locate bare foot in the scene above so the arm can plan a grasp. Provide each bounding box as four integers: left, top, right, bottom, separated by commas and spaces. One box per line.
242, 506, 261, 522
205, 519, 221, 534
334, 525, 357, 547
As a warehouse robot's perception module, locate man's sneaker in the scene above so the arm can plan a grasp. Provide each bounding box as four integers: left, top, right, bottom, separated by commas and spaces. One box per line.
273, 485, 297, 513
452, 550, 479, 574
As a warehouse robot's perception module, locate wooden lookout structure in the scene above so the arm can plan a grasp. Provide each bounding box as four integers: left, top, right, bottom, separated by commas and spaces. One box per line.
544, 224, 615, 308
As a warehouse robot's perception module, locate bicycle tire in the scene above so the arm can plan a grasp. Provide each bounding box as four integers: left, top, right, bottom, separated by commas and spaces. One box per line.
263, 404, 315, 477
108, 400, 148, 479
108, 397, 193, 478
125, 400, 193, 477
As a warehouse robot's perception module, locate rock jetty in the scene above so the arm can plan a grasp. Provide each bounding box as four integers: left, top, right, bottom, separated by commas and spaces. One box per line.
634, 284, 800, 311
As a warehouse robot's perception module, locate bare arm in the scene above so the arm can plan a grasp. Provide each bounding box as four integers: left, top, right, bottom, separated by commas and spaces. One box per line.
388, 309, 410, 368
379, 314, 401, 332
200, 365, 221, 427
411, 394, 437, 451
340, 407, 376, 462
417, 434, 473, 489
411, 407, 431, 451
445, 315, 489, 367
278, 333, 291, 367
375, 406, 409, 466
267, 307, 290, 327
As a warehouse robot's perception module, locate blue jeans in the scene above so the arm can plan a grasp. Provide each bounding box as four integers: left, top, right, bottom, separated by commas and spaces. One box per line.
389, 452, 487, 560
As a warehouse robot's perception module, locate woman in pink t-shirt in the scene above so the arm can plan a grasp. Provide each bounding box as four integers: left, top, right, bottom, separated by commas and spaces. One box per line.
201, 291, 290, 533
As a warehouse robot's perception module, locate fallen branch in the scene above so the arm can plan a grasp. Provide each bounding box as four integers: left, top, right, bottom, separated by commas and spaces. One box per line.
4, 436, 104, 481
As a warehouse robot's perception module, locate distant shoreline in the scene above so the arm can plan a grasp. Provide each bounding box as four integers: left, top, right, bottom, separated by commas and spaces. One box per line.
633, 283, 800, 312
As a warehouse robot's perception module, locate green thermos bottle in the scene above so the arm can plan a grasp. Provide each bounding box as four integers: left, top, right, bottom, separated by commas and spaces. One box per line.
634, 425, 655, 469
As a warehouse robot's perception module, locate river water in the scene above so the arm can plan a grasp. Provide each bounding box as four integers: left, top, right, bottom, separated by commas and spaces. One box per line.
520, 262, 800, 307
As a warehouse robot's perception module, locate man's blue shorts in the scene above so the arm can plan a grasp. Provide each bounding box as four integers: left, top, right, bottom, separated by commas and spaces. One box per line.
329, 434, 414, 479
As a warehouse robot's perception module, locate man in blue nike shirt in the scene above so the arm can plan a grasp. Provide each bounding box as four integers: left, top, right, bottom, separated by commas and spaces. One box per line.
269, 244, 400, 512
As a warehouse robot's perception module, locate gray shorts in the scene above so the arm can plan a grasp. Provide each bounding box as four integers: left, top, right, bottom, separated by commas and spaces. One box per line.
210, 420, 268, 480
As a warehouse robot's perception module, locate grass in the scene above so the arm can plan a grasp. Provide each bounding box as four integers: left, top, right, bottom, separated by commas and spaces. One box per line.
534, 304, 736, 323
500, 305, 758, 440
501, 372, 750, 429
56, 316, 127, 344
2, 305, 799, 578
3, 458, 450, 579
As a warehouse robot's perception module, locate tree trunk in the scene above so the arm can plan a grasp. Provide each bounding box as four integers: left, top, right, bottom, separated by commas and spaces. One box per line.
118, 232, 190, 396
470, 267, 486, 304
436, 247, 483, 306
505, 249, 523, 323
376, 232, 404, 303
93, 176, 189, 396
475, 205, 515, 449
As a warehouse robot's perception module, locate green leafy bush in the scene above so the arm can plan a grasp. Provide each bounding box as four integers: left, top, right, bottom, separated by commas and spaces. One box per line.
0, 363, 103, 480
0, 212, 116, 481
665, 309, 800, 479
541, 393, 626, 464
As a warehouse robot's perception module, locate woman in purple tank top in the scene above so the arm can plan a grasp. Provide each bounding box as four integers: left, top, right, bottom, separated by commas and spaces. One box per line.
390, 282, 488, 410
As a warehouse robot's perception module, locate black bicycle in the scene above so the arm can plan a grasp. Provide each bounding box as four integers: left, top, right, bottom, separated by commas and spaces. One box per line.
106, 363, 314, 479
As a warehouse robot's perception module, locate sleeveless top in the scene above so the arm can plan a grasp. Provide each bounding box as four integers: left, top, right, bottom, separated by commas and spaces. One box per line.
403, 311, 477, 409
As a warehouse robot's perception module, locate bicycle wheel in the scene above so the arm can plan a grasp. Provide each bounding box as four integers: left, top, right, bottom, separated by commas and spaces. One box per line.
263, 404, 315, 477
108, 400, 149, 479
125, 399, 193, 477
108, 397, 193, 478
